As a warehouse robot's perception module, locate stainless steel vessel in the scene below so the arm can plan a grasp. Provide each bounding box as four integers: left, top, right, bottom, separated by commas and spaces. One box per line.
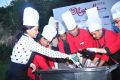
35, 64, 118, 80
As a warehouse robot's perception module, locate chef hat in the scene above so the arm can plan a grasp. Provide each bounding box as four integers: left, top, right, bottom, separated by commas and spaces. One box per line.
111, 1, 120, 20
86, 7, 100, 20
48, 17, 58, 28
49, 17, 66, 35
58, 22, 66, 35
62, 11, 77, 30
23, 7, 39, 26
86, 7, 102, 32
42, 25, 57, 42
87, 19, 102, 32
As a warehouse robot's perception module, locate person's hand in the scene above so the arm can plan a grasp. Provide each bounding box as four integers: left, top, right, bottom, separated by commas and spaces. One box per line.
51, 67, 58, 70
76, 53, 83, 64
68, 54, 81, 67
30, 63, 36, 72
87, 62, 97, 67
81, 49, 95, 59
67, 64, 76, 68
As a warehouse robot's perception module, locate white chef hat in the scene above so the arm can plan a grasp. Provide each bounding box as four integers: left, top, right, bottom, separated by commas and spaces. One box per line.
58, 21, 66, 35
23, 7, 39, 26
86, 7, 100, 20
87, 19, 102, 32
111, 1, 120, 20
86, 7, 102, 32
62, 11, 77, 30
48, 17, 66, 35
42, 25, 57, 42
48, 17, 58, 28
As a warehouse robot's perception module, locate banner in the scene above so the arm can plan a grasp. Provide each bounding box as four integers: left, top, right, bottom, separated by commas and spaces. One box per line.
53, 0, 118, 30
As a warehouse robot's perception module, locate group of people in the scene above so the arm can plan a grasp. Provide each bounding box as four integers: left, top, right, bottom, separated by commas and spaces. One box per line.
7, 1, 120, 80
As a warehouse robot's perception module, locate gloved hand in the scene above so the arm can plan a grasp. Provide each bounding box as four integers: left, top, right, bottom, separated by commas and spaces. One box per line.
86, 48, 97, 53
76, 53, 83, 64
81, 49, 95, 59
30, 63, 36, 72
68, 54, 81, 67
67, 64, 76, 68
84, 59, 92, 67
87, 62, 98, 67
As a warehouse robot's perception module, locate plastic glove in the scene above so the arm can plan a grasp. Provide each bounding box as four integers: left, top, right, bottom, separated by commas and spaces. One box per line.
81, 49, 95, 59
86, 48, 97, 53
30, 63, 36, 72
69, 54, 81, 67
67, 64, 76, 68
87, 62, 97, 67
76, 53, 83, 64
84, 59, 92, 67
89, 63, 96, 67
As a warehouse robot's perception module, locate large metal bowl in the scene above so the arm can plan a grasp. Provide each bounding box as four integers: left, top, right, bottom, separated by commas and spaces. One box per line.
35, 64, 118, 80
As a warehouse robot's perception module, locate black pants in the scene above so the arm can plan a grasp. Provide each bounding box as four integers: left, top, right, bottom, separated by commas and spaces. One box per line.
7, 62, 29, 80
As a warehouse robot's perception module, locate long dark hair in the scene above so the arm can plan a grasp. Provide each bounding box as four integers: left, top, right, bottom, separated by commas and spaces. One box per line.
15, 25, 34, 42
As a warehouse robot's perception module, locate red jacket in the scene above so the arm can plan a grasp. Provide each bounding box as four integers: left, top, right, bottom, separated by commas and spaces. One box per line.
107, 33, 120, 54
94, 28, 117, 62
58, 37, 71, 54
66, 33, 77, 53
27, 54, 49, 80
58, 39, 65, 53
27, 47, 55, 80
67, 29, 95, 53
